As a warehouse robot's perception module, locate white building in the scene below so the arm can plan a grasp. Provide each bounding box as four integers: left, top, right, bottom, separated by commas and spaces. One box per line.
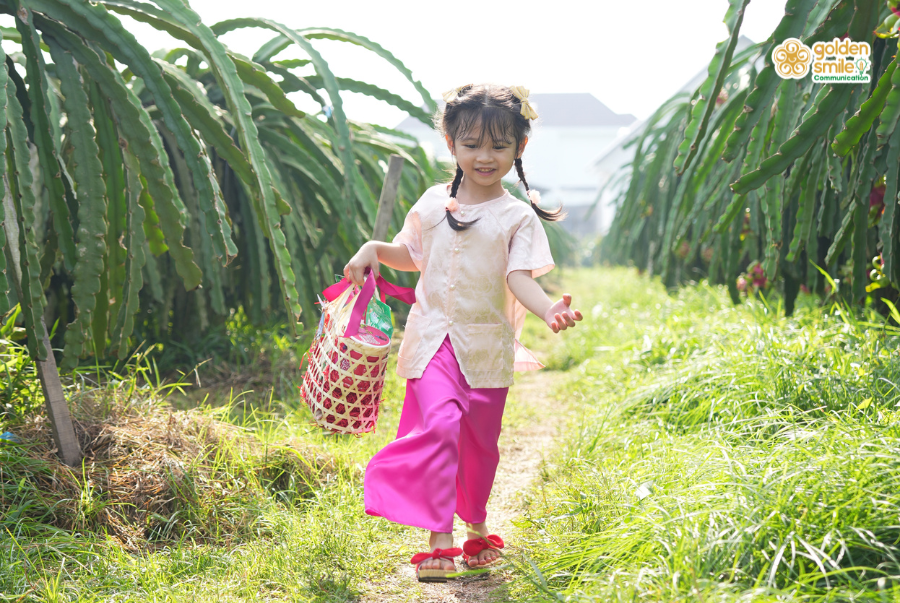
395, 93, 636, 237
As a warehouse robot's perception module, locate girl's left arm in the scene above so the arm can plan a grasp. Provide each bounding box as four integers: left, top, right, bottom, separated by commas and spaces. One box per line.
507, 270, 583, 333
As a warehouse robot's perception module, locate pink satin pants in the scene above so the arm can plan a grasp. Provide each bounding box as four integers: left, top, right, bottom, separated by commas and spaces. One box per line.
364, 335, 508, 533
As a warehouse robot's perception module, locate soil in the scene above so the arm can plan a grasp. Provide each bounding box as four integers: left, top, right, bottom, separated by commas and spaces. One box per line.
360, 368, 568, 602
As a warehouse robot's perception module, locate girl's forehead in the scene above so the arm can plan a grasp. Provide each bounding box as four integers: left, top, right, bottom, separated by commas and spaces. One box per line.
456, 117, 515, 144
459, 132, 511, 143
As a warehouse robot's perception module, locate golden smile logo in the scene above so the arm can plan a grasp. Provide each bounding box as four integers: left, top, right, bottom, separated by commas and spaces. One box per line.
773, 37, 871, 83
773, 38, 812, 79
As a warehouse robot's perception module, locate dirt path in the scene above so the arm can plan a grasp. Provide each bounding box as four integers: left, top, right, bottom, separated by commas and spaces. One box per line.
360, 368, 568, 602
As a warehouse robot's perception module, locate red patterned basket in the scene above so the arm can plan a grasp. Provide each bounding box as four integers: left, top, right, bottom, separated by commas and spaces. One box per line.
300, 271, 415, 434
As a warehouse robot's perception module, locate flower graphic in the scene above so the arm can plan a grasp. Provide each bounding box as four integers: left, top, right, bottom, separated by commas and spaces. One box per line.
773, 38, 813, 79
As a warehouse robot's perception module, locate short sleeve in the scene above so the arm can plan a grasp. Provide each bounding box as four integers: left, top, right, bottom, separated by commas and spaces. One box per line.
507, 210, 555, 278
392, 208, 423, 270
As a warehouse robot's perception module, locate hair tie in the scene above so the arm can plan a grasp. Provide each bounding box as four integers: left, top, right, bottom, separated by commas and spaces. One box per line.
527, 189, 541, 205
442, 87, 463, 103
445, 197, 460, 212
510, 86, 538, 120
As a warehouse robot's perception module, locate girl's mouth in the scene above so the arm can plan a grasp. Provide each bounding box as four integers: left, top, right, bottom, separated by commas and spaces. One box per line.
475, 168, 496, 175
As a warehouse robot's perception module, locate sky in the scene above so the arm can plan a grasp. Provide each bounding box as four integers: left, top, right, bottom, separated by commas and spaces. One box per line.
103, 0, 788, 128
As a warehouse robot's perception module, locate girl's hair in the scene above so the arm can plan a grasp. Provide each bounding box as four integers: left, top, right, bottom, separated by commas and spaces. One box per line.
435, 84, 565, 232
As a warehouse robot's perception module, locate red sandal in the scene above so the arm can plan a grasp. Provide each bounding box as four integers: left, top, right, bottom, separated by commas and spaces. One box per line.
462, 523, 505, 568
410, 547, 463, 582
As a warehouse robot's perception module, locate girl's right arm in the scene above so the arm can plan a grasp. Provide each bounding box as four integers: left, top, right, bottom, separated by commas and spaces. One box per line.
343, 241, 417, 286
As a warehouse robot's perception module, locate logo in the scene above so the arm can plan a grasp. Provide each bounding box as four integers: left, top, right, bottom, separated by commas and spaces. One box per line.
773, 37, 871, 83
773, 38, 812, 79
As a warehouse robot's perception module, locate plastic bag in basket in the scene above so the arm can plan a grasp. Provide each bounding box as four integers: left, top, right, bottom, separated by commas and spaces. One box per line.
300, 270, 414, 434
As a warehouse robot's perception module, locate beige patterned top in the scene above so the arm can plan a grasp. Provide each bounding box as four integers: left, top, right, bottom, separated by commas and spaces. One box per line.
393, 183, 555, 388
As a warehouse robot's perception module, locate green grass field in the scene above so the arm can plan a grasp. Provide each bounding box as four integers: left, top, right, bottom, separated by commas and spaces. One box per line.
2, 267, 900, 601
512, 269, 900, 602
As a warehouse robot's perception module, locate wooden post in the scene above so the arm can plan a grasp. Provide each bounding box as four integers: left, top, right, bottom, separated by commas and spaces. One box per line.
2, 183, 82, 467
371, 154, 404, 242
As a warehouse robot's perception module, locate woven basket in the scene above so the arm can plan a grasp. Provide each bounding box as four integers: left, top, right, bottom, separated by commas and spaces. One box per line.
302, 326, 389, 433
300, 271, 414, 435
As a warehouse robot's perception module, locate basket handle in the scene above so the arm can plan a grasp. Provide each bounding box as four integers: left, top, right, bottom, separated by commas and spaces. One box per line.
343, 270, 378, 338
377, 276, 416, 305
322, 270, 415, 305
322, 268, 416, 305
330, 269, 415, 339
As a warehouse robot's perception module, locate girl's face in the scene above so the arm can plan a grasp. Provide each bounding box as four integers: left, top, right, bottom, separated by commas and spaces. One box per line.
446, 126, 527, 195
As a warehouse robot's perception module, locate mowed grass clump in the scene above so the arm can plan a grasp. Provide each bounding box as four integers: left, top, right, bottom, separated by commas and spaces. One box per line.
512, 267, 900, 602
3, 389, 331, 544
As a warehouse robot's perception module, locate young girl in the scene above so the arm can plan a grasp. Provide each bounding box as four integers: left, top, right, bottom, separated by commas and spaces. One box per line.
343, 83, 583, 582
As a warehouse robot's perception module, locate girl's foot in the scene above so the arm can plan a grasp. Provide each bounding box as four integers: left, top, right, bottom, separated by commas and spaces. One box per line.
418, 531, 456, 573
465, 522, 502, 567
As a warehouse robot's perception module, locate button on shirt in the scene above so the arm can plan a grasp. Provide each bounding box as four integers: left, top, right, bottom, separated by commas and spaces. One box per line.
393, 184, 555, 388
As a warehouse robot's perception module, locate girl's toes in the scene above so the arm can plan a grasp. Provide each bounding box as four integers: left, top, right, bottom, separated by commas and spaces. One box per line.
479, 551, 498, 565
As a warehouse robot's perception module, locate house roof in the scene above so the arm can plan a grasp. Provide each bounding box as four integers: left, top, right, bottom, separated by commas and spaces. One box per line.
395, 92, 636, 130
525, 93, 636, 127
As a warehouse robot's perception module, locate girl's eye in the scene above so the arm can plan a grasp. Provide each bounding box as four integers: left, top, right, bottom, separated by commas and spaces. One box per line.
464, 144, 477, 149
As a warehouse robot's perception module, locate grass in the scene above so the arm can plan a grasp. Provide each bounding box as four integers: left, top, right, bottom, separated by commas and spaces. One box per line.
4, 267, 900, 601
0, 297, 542, 602
509, 268, 900, 602
0, 305, 418, 601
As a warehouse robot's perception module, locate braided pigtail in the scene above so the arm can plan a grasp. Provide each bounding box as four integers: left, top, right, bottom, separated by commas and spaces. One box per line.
449, 162, 464, 198
515, 158, 566, 222
440, 164, 479, 232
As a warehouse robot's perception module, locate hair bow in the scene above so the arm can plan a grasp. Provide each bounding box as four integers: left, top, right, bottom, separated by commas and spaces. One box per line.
442, 87, 463, 103
510, 86, 538, 120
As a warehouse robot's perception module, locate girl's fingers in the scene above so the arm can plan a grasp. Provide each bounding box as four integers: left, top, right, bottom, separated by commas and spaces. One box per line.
574, 310, 583, 321
554, 313, 567, 330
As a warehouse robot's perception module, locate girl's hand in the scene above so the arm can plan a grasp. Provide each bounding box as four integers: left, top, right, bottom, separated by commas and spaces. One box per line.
344, 242, 380, 286
544, 293, 583, 333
